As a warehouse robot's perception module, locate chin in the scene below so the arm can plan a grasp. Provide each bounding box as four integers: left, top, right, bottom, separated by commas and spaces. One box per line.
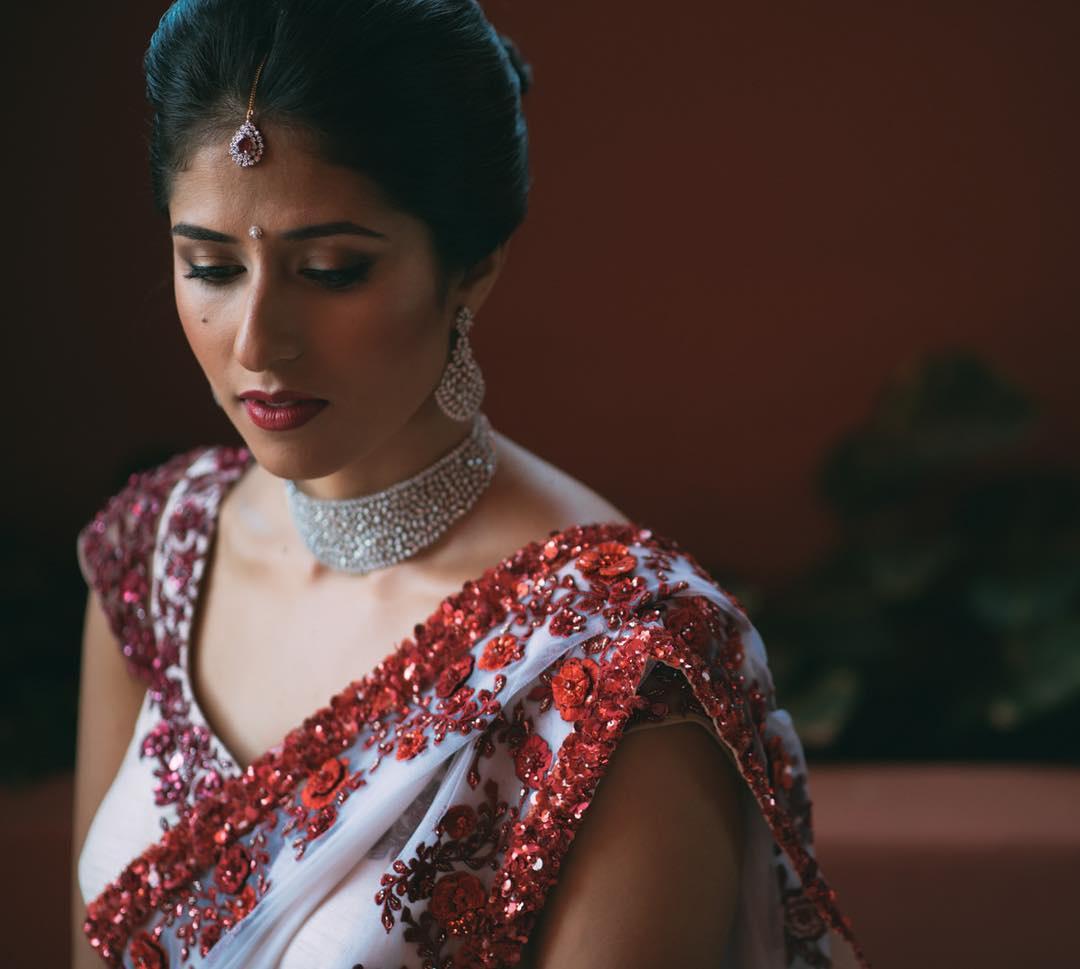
224, 398, 341, 479
244, 438, 349, 483
227, 422, 343, 484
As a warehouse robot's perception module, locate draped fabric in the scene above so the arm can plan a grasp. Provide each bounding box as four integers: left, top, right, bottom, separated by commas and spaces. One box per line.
76, 445, 872, 969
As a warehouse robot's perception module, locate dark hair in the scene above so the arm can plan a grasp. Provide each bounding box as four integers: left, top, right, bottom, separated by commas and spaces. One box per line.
144, 0, 533, 299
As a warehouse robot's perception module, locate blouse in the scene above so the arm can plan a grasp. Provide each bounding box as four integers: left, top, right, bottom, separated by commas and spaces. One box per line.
75, 444, 871, 969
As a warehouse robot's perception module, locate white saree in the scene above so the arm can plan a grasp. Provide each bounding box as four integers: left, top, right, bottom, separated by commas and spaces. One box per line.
76, 445, 871, 969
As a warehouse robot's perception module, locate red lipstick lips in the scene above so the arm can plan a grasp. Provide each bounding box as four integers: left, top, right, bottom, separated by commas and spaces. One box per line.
238, 389, 328, 431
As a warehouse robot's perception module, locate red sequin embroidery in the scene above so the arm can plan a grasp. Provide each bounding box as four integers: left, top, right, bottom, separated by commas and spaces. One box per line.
78, 447, 871, 969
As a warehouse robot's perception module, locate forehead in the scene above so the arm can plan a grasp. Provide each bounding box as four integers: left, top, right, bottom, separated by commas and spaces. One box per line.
168, 125, 402, 231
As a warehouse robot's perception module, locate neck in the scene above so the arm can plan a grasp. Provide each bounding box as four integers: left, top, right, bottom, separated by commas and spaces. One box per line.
283, 408, 495, 575
294, 399, 474, 501
238, 401, 485, 579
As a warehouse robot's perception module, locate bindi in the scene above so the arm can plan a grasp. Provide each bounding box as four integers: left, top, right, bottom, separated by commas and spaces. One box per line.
248, 225, 264, 240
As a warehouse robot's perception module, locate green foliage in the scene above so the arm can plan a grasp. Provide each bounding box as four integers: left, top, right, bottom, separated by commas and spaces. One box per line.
754, 350, 1080, 761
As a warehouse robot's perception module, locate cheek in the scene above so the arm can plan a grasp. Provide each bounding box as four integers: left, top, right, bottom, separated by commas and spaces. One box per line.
175, 289, 229, 371
323, 283, 444, 375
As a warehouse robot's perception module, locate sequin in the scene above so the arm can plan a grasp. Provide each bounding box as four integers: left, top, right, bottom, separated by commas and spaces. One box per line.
575, 540, 638, 578
212, 842, 251, 894
477, 633, 523, 671
77, 445, 871, 969
128, 931, 167, 969
395, 729, 429, 761
513, 734, 553, 788
549, 657, 600, 721
430, 871, 487, 934
662, 597, 713, 654
435, 653, 475, 698
439, 803, 478, 840
300, 756, 349, 809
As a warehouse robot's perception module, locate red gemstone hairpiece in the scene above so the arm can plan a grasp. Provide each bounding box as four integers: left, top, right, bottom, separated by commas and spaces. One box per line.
229, 53, 269, 168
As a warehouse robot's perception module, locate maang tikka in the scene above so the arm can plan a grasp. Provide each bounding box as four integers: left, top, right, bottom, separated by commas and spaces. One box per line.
229, 53, 269, 167
228, 51, 484, 421
435, 306, 486, 421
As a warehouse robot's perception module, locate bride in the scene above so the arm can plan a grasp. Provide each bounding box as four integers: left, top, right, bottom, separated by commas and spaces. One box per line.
71, 2, 871, 967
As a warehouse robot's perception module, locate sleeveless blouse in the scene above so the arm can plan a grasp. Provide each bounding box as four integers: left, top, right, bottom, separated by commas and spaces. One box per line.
75, 445, 872, 969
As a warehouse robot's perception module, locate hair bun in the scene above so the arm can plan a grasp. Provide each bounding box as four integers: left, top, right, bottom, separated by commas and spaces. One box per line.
498, 33, 533, 96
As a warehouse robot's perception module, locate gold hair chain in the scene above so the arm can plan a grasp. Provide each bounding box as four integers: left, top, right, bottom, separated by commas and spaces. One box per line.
246, 53, 268, 122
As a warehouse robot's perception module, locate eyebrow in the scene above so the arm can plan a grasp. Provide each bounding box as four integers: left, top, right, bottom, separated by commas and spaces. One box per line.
170, 220, 389, 243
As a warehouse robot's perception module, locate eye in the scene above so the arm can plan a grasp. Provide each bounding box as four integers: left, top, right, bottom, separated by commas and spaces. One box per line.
183, 263, 244, 285
180, 261, 373, 290
300, 262, 373, 291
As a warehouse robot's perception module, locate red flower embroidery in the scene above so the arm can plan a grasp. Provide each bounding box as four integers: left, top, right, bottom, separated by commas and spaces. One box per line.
396, 728, 428, 761
230, 883, 258, 920
784, 890, 827, 940
576, 541, 637, 578
440, 803, 478, 840
369, 686, 403, 718
129, 931, 168, 969
213, 841, 251, 894
720, 633, 745, 669
436, 654, 475, 698
199, 920, 222, 956
306, 804, 338, 839
478, 633, 523, 671
81, 486, 865, 969
514, 734, 552, 788
300, 755, 349, 809
121, 568, 148, 605
664, 600, 711, 654
607, 574, 647, 604
549, 605, 587, 637
430, 870, 487, 934
550, 657, 601, 721
141, 720, 174, 757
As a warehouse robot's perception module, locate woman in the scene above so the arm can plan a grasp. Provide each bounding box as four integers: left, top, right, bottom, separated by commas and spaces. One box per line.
71, 2, 872, 967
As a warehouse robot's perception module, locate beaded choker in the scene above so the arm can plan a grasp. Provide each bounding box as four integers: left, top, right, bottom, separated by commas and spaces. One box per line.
283, 413, 497, 574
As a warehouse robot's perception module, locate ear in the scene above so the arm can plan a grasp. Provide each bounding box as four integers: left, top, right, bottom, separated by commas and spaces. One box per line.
451, 241, 510, 317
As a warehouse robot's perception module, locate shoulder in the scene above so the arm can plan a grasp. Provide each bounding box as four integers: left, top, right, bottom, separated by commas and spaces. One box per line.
76, 445, 238, 565
75, 444, 244, 679
76, 447, 205, 570
521, 720, 744, 969
451, 431, 633, 572
492, 431, 629, 529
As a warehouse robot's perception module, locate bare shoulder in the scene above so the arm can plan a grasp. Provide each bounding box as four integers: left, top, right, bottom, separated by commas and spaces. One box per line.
519, 721, 745, 969
447, 430, 633, 573
488, 430, 632, 534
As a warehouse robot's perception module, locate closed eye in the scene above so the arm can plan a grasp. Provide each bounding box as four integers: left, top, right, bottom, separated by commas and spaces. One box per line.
300, 264, 372, 290
182, 262, 373, 291
183, 264, 243, 285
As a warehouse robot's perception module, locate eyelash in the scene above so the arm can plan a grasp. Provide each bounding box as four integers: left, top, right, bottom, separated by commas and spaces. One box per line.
182, 263, 372, 291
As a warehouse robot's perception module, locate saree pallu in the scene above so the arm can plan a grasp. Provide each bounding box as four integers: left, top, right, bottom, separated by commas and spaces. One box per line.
76, 445, 872, 969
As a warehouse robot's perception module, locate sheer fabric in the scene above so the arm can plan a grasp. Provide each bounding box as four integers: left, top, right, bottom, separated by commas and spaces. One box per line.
76, 445, 871, 969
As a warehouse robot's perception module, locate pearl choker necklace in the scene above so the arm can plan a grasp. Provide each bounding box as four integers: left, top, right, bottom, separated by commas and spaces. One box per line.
283, 412, 497, 574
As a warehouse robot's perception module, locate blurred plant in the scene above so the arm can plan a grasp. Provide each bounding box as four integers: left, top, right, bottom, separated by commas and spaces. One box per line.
750, 349, 1080, 761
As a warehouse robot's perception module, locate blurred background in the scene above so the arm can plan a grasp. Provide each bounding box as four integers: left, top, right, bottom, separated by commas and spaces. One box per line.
4, 2, 1078, 967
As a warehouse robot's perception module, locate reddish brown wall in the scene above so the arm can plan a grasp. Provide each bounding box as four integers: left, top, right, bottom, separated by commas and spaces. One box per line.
12, 3, 1079, 583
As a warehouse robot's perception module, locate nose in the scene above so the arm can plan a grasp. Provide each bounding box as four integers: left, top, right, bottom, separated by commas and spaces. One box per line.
231, 264, 303, 371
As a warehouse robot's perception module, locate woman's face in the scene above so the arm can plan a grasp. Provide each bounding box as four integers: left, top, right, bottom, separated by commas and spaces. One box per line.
168, 124, 501, 487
